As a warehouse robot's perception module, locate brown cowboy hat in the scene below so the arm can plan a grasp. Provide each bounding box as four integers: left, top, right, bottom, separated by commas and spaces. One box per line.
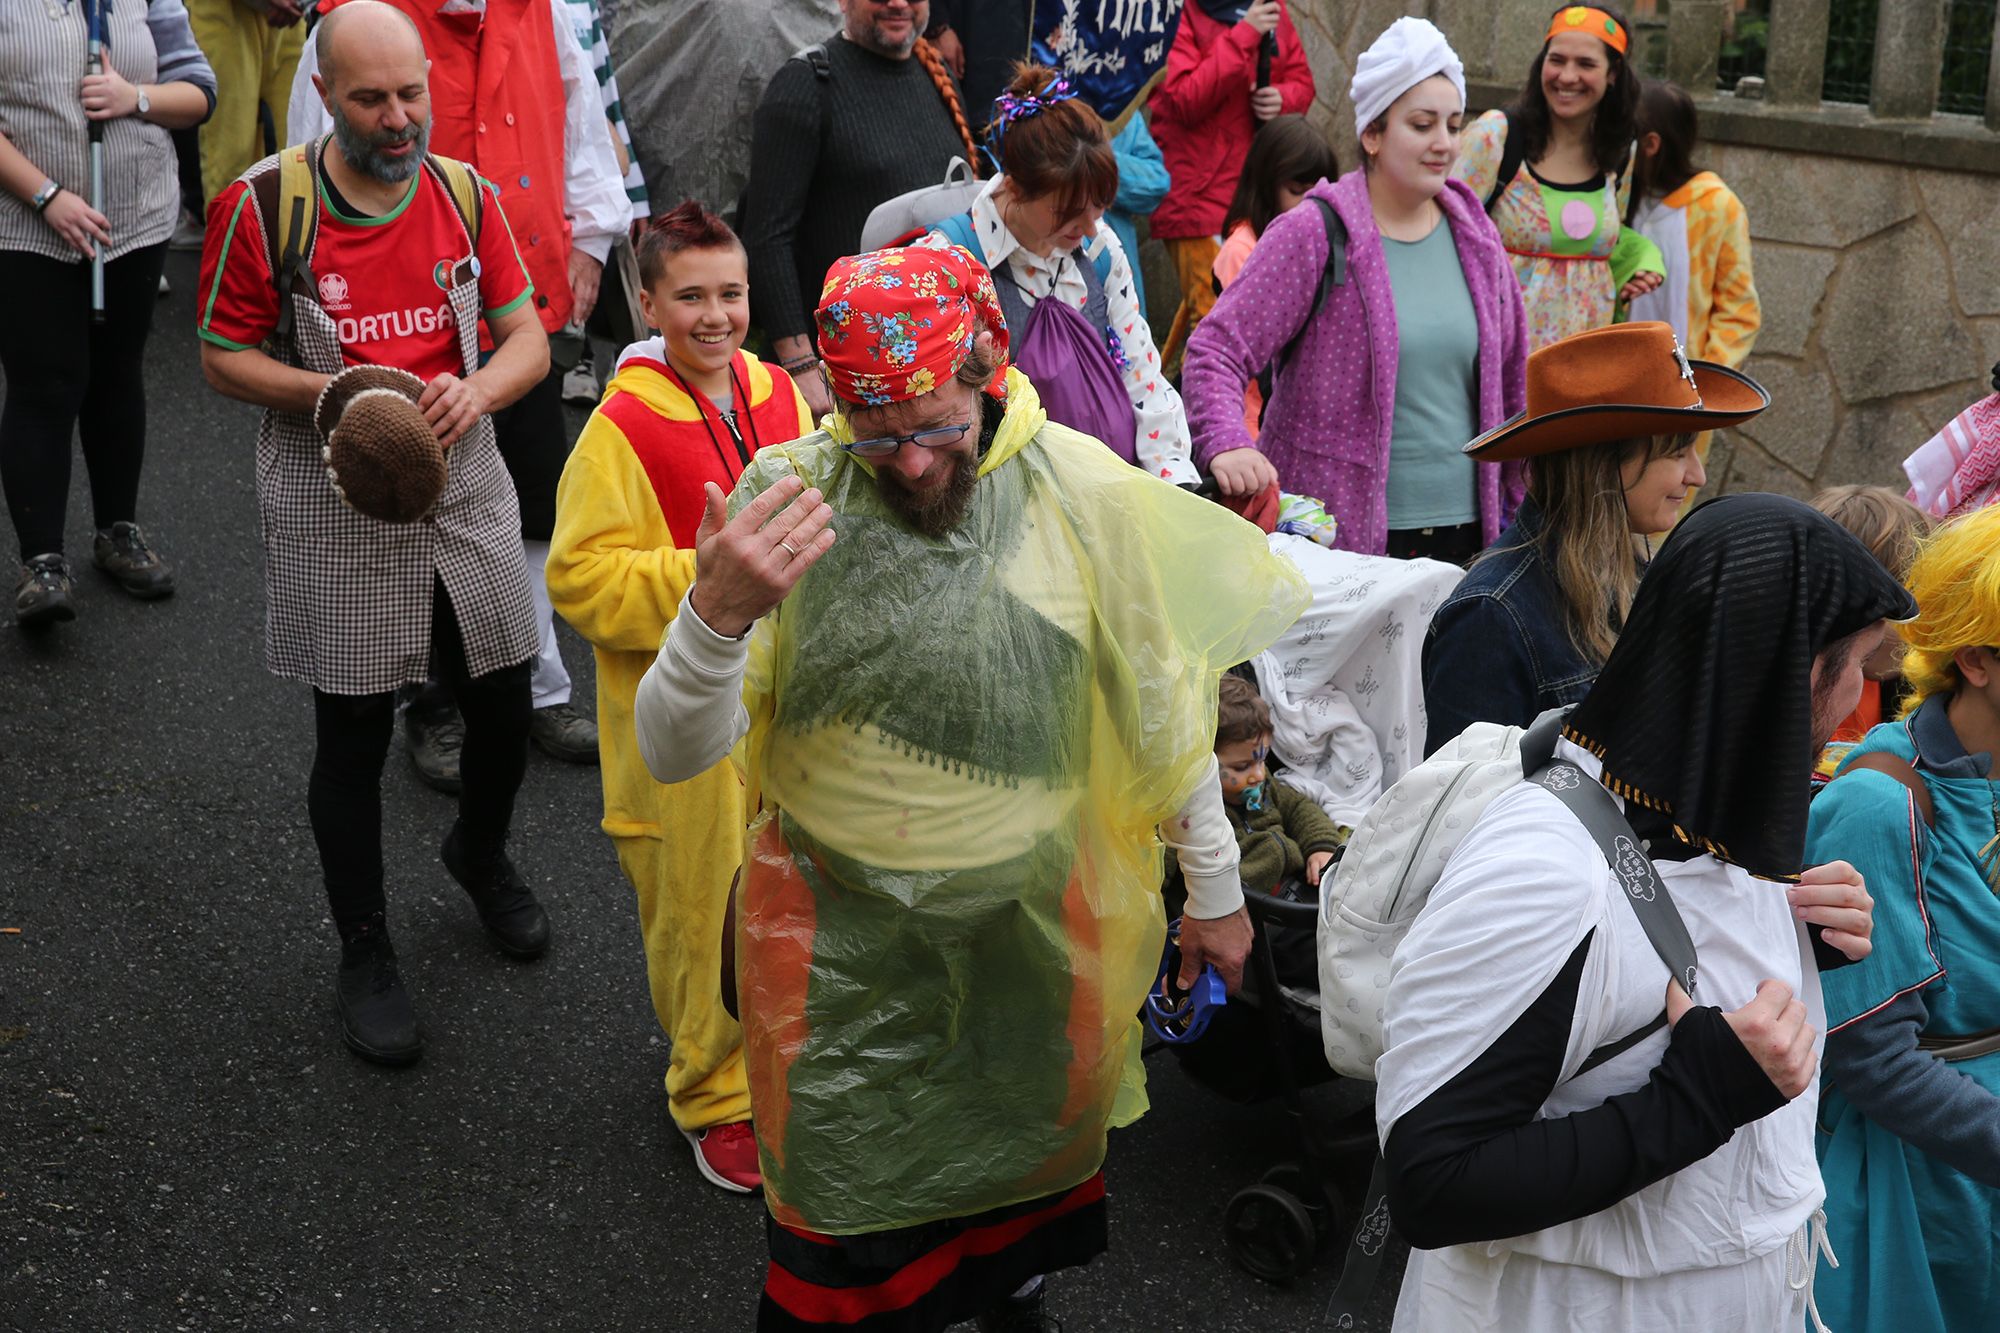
313, 364, 447, 525
1463, 322, 1768, 462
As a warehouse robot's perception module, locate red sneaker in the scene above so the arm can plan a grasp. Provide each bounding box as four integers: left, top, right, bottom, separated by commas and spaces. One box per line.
683, 1121, 762, 1194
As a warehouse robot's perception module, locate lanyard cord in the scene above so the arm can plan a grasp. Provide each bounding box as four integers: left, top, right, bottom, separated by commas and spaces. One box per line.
656, 357, 758, 478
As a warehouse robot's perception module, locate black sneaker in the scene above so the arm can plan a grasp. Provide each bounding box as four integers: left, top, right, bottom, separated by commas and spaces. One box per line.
335, 925, 422, 1066
15, 554, 75, 629
529, 701, 600, 764
403, 702, 465, 794
92, 522, 176, 600
442, 823, 551, 959
975, 1283, 1062, 1333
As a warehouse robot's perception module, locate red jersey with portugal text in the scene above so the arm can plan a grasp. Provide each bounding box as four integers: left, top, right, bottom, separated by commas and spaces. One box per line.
197, 157, 533, 383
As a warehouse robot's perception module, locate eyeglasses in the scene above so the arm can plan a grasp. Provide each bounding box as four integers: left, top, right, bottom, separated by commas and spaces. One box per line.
841, 421, 973, 459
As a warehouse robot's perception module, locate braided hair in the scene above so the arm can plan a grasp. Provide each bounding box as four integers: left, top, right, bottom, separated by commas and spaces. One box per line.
914, 37, 981, 175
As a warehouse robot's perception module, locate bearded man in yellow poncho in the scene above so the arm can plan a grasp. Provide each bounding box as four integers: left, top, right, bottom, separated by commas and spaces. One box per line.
634, 243, 1307, 1333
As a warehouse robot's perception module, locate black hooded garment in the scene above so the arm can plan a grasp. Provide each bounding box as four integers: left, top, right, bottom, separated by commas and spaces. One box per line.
1563, 492, 1920, 883
1384, 493, 1920, 1250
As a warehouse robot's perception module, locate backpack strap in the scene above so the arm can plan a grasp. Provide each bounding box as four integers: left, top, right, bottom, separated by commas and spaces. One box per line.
1839, 751, 1938, 830
1268, 195, 1346, 388
1530, 758, 1700, 1002
1486, 113, 1524, 215
425, 154, 484, 246
257, 141, 321, 344
934, 209, 980, 260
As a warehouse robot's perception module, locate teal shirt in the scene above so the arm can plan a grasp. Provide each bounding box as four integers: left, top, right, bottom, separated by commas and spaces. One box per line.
1381, 222, 1481, 530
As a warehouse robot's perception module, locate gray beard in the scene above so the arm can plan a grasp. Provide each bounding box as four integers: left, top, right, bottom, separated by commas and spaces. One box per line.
330, 103, 431, 184
877, 453, 978, 538
848, 20, 918, 58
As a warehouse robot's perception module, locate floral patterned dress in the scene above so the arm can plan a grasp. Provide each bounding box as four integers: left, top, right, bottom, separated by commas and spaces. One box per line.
1453, 110, 1664, 352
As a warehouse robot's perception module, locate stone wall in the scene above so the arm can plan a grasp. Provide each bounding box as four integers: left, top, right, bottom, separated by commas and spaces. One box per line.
1138, 0, 2000, 497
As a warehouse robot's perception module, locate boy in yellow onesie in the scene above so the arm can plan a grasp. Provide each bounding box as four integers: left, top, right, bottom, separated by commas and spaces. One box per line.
547, 201, 811, 1193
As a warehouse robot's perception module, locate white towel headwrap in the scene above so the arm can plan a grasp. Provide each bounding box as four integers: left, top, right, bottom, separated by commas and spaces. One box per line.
1349, 16, 1466, 132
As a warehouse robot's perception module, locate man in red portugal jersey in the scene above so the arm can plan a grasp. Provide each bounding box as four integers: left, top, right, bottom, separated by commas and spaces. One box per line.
196, 0, 555, 1067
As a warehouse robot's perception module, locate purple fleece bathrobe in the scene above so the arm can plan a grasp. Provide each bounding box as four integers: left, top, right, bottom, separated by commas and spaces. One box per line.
1183, 169, 1529, 556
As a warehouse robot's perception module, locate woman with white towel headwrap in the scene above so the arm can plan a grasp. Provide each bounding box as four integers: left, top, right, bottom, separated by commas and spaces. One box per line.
1183, 16, 1529, 565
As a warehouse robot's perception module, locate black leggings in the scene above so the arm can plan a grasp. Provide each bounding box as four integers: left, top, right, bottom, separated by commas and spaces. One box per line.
308, 581, 531, 932
0, 243, 167, 559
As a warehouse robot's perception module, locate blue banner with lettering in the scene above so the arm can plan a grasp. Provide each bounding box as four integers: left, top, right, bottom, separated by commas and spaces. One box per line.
1031, 0, 1187, 124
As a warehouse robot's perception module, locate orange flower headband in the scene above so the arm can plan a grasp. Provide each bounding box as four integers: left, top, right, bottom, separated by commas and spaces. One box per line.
1546, 5, 1628, 56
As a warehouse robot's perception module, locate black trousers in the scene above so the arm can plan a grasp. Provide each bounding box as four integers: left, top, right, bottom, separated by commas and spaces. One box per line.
488, 364, 568, 542
308, 580, 531, 933
0, 243, 167, 559
1384, 520, 1483, 568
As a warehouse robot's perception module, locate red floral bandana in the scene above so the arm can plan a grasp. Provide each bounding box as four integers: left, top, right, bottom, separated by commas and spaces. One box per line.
814, 246, 1009, 406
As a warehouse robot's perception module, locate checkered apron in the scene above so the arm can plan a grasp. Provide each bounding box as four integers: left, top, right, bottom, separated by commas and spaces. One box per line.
251, 164, 538, 696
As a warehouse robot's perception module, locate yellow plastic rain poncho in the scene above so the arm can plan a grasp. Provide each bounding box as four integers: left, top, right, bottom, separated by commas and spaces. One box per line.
726, 370, 1309, 1234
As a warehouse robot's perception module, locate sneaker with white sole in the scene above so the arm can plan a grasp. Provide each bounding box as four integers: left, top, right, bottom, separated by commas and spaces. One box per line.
683, 1121, 761, 1194
169, 209, 205, 252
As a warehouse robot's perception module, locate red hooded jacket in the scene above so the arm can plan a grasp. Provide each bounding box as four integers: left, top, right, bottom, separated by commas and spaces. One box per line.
1148, 2, 1316, 241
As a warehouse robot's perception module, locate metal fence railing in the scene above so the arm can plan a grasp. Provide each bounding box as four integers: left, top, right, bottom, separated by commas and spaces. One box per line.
1715, 0, 1770, 92
1940, 0, 1998, 116
1822, 0, 1879, 105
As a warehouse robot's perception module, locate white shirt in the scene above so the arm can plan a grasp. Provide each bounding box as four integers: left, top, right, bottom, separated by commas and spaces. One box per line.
287, 0, 629, 263
1377, 741, 1826, 1329
917, 177, 1198, 487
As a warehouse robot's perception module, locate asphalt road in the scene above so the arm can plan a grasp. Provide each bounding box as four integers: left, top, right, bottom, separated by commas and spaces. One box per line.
0, 247, 1403, 1333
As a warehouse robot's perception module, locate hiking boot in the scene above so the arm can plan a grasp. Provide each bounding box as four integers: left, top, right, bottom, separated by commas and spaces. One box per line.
403, 703, 465, 794
975, 1281, 1062, 1333
15, 554, 75, 629
681, 1121, 761, 1194
560, 356, 601, 405
441, 823, 550, 959
92, 522, 176, 600
335, 925, 422, 1066
529, 701, 599, 764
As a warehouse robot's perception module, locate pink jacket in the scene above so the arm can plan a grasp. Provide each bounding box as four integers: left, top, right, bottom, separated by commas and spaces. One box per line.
1149, 3, 1315, 241
1183, 170, 1529, 555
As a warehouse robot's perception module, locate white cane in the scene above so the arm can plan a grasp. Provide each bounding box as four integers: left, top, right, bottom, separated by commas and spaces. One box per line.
85, 0, 107, 322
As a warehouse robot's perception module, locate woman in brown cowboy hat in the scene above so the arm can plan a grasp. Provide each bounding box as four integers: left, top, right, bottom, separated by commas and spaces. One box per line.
1419, 320, 1767, 752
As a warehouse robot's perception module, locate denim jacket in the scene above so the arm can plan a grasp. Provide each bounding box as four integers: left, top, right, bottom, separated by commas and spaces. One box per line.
1420, 502, 1602, 754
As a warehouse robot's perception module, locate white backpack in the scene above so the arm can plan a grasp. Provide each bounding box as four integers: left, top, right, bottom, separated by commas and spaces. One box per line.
858, 157, 984, 251
1316, 712, 1561, 1080
1317, 707, 1699, 1081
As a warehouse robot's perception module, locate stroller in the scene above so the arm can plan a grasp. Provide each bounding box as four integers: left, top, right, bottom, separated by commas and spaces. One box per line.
1154, 537, 1464, 1284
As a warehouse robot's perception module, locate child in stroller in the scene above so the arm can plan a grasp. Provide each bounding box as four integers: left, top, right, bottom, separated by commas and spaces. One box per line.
1156, 540, 1464, 1287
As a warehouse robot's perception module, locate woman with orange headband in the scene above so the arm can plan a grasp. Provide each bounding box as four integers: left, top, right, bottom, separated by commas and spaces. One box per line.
1451, 4, 1665, 351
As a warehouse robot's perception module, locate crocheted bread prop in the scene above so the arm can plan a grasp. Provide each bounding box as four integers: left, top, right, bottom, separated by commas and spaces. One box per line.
313, 365, 446, 524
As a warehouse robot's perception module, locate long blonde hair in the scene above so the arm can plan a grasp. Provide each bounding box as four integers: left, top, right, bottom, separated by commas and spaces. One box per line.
1505, 434, 1694, 664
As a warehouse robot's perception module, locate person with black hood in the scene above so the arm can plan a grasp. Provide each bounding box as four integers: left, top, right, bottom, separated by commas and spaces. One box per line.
1374, 490, 1918, 1330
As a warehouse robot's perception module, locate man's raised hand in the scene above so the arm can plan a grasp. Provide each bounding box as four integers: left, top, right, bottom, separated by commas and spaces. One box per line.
686, 476, 835, 638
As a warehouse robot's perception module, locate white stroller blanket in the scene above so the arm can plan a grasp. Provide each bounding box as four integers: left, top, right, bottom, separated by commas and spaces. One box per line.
1256, 535, 1464, 828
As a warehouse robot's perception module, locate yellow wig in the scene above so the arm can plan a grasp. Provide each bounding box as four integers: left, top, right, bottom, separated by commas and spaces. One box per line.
1899, 503, 2000, 711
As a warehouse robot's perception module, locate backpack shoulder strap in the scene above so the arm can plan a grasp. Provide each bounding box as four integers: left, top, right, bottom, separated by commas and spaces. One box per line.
1528, 757, 1701, 1003
259, 141, 320, 343
1270, 196, 1345, 380
1840, 751, 1938, 830
800, 41, 831, 80
426, 155, 484, 245
1088, 235, 1114, 288
1487, 114, 1524, 215
934, 210, 981, 261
